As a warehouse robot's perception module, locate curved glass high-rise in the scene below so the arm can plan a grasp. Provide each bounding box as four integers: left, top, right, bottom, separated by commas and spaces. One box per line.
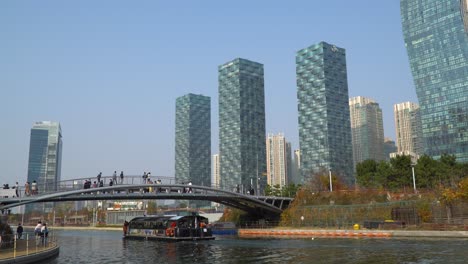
401, 0, 468, 162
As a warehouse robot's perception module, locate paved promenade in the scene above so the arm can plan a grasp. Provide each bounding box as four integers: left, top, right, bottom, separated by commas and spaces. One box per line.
239, 228, 468, 238
0, 240, 59, 264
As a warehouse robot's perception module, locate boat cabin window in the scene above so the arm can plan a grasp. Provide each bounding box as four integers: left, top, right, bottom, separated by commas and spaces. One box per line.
129, 217, 171, 230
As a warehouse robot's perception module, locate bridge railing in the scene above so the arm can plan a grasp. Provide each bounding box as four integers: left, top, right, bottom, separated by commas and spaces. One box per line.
6, 175, 260, 198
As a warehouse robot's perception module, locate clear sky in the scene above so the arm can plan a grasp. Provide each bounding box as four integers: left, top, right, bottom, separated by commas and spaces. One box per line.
0, 0, 417, 185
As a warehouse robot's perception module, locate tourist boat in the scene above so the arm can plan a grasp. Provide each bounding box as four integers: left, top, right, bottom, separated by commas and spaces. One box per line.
125, 213, 215, 241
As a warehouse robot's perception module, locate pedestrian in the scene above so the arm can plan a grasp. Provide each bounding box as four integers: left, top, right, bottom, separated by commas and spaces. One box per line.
97, 172, 102, 183
113, 171, 117, 185
16, 223, 23, 240
123, 220, 129, 236
120, 171, 124, 184
34, 221, 42, 245
147, 179, 153, 193
92, 181, 97, 188
156, 179, 162, 193
142, 172, 147, 184
147, 172, 151, 182
41, 223, 48, 245
24, 182, 30, 196
109, 179, 114, 186
99, 180, 104, 187
188, 181, 192, 193
31, 180, 38, 195
15, 182, 19, 197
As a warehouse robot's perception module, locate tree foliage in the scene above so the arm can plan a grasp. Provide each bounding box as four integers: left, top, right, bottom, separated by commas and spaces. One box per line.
264, 183, 301, 197
356, 154, 466, 191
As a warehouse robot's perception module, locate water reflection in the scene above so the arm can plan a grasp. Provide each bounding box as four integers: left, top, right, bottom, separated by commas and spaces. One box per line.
48, 230, 468, 264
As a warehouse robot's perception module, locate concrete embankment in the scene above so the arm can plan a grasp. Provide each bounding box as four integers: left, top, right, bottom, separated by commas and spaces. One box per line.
239, 229, 468, 238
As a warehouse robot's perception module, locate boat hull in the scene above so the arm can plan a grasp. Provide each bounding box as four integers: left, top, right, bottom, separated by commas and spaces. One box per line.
124, 234, 215, 242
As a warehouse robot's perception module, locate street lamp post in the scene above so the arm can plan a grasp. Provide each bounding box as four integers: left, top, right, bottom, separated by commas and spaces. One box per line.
329, 169, 333, 192
411, 164, 416, 193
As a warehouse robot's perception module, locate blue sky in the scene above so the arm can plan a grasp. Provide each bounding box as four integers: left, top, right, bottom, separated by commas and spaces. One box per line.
0, 0, 417, 184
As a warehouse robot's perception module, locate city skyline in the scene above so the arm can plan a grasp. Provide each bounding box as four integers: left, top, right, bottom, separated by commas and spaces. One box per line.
2, 1, 420, 185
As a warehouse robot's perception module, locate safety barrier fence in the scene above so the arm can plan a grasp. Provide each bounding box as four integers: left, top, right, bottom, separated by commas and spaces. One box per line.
0, 231, 57, 260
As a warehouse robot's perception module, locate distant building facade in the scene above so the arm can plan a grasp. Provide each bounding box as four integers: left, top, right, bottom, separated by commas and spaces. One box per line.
26, 121, 62, 212
349, 96, 385, 168
384, 138, 398, 161
175, 94, 211, 186
290, 149, 301, 185
401, 0, 468, 162
266, 133, 290, 188
212, 154, 220, 188
27, 121, 62, 193
286, 142, 292, 186
219, 58, 266, 193
296, 42, 354, 184
393, 102, 424, 156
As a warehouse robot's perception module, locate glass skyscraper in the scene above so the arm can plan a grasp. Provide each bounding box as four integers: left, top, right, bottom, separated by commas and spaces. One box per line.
175, 94, 211, 186
349, 96, 385, 168
219, 58, 266, 194
401, 0, 468, 162
297, 42, 354, 185
26, 121, 62, 213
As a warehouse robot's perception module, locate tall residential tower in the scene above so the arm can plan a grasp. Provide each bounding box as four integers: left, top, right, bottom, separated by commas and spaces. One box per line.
212, 154, 220, 188
297, 42, 354, 184
266, 133, 290, 188
349, 96, 385, 168
219, 58, 266, 193
175, 94, 211, 186
393, 102, 424, 156
401, 0, 468, 162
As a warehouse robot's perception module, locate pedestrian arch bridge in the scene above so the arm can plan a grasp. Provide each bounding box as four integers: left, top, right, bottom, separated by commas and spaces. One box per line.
0, 176, 293, 219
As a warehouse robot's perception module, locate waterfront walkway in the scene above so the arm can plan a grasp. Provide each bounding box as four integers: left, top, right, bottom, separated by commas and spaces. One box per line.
0, 238, 59, 263
239, 228, 468, 238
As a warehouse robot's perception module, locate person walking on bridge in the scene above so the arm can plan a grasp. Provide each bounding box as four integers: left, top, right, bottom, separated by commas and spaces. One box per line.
120, 171, 124, 184
113, 171, 117, 185
31, 180, 38, 195
24, 182, 30, 196
97, 172, 102, 183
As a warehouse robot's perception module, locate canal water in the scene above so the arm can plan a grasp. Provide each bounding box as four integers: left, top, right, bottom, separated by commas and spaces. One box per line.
45, 230, 467, 264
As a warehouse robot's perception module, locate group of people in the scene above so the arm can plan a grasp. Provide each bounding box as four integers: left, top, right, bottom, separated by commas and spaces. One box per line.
141, 178, 164, 193
95, 171, 125, 186
2, 181, 34, 197
24, 181, 38, 196
34, 221, 49, 245
142, 172, 152, 183
83, 179, 105, 189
